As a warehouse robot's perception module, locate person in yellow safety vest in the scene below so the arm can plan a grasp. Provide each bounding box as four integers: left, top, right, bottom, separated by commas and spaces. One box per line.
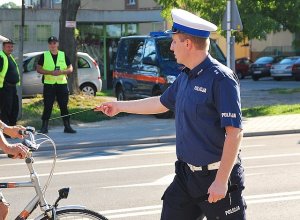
36, 36, 76, 134
0, 39, 21, 135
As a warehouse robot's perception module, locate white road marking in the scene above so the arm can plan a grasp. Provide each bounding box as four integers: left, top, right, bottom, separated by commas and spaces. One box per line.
99, 190, 300, 219
0, 151, 174, 167
0, 163, 173, 180
243, 153, 300, 160
1, 159, 300, 181
103, 173, 262, 189
1, 151, 300, 168
101, 205, 162, 214
244, 162, 300, 169
106, 210, 161, 219
241, 144, 266, 148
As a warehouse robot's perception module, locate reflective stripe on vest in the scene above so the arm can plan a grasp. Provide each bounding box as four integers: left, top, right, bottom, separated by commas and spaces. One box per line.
0, 51, 20, 88
43, 51, 68, 84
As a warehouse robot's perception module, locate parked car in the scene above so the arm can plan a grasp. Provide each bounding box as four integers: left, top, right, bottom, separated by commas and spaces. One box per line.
235, 57, 253, 79
250, 55, 286, 81
113, 32, 226, 102
22, 51, 102, 96
292, 58, 300, 81
270, 56, 300, 81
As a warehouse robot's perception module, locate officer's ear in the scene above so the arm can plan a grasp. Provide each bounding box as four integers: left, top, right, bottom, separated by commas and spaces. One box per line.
185, 39, 193, 50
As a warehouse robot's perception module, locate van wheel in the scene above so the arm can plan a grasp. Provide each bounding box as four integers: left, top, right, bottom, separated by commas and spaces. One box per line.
152, 89, 174, 119
295, 76, 300, 81
116, 87, 125, 101
80, 83, 97, 96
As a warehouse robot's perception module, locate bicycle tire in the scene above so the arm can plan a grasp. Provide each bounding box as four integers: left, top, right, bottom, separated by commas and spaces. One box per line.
40, 208, 108, 220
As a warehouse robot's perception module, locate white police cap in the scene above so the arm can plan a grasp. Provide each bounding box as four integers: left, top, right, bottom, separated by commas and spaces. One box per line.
165, 9, 217, 38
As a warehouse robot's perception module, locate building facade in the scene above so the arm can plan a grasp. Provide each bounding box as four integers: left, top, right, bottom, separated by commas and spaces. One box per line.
0, 0, 164, 88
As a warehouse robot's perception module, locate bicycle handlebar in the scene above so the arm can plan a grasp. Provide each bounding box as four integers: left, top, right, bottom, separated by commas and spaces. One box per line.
8, 127, 39, 158
18, 126, 36, 135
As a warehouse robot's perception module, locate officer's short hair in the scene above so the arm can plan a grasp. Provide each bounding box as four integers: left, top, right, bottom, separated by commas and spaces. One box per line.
177, 33, 209, 51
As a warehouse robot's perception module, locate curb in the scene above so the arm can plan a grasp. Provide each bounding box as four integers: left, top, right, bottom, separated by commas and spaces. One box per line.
243, 129, 300, 137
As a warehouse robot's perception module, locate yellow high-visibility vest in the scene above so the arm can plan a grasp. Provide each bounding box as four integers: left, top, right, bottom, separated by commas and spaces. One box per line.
42, 50, 68, 84
0, 50, 20, 88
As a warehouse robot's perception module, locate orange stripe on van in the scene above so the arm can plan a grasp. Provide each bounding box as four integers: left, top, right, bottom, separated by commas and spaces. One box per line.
7, 182, 16, 188
19, 210, 30, 219
113, 71, 166, 84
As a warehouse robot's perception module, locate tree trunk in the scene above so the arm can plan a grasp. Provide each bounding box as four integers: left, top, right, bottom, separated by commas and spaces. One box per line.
59, 0, 80, 94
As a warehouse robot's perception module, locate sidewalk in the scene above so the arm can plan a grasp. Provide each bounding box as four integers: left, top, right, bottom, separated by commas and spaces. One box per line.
33, 114, 300, 151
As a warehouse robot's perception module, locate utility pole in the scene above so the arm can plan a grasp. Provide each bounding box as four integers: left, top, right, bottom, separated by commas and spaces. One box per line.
18, 0, 25, 119
226, 0, 231, 68
222, 0, 243, 72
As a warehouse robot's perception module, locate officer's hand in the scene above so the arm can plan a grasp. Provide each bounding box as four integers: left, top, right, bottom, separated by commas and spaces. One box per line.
94, 102, 120, 117
5, 143, 29, 159
207, 180, 228, 203
4, 125, 26, 139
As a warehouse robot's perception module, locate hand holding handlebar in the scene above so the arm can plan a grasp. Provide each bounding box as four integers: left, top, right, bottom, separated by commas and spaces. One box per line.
6, 143, 29, 159
8, 127, 36, 159
4, 125, 26, 139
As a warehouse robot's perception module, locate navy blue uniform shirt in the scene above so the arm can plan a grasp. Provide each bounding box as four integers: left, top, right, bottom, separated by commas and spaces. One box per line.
160, 54, 242, 166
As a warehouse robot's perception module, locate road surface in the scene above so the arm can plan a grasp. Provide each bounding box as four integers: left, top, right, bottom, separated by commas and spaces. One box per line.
1, 134, 300, 219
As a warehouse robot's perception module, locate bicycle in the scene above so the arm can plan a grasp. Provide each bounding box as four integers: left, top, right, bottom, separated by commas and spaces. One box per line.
0, 127, 108, 220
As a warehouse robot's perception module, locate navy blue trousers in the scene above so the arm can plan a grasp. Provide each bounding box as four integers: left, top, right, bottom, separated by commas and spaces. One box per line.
161, 160, 247, 220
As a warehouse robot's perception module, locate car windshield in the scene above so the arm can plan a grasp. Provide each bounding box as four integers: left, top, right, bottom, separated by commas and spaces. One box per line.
255, 57, 274, 64
279, 57, 300, 65
156, 38, 176, 61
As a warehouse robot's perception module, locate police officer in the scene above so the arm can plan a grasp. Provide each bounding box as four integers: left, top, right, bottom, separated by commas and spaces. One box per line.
37, 36, 76, 134
96, 8, 246, 220
0, 39, 20, 130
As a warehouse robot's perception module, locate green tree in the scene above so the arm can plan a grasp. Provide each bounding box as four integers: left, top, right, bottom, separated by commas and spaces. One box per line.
155, 0, 300, 44
0, 2, 20, 8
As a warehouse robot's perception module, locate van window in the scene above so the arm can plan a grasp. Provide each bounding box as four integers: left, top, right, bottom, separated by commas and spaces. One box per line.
157, 38, 175, 61
210, 40, 226, 64
116, 38, 145, 69
143, 39, 157, 61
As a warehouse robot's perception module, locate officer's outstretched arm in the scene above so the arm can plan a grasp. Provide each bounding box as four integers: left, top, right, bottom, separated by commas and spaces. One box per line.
95, 96, 168, 117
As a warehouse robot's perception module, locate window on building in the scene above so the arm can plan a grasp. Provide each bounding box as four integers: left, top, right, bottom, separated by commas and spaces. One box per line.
128, 0, 136, 5
125, 0, 137, 9
37, 25, 52, 41
14, 25, 29, 41
121, 23, 138, 36
106, 24, 122, 38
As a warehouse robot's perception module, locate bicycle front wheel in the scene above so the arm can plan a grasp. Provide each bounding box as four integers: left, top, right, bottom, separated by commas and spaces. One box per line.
40, 208, 108, 220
